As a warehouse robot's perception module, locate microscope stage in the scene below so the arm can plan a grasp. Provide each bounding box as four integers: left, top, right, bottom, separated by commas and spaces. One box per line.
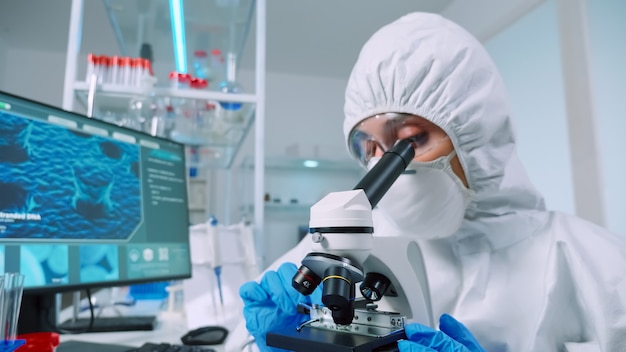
266, 325, 406, 352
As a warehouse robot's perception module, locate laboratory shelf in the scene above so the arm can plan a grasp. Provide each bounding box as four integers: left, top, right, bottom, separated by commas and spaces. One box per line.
68, 0, 259, 170
73, 81, 259, 107
238, 155, 364, 219
63, 0, 267, 246
264, 203, 313, 211
241, 156, 363, 173
72, 80, 256, 169
73, 81, 153, 112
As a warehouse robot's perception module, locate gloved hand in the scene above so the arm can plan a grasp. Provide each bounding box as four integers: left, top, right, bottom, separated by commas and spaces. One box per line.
398, 314, 485, 352
240, 262, 322, 352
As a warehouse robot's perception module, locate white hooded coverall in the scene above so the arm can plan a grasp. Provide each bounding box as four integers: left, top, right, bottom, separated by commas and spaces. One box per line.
230, 12, 626, 352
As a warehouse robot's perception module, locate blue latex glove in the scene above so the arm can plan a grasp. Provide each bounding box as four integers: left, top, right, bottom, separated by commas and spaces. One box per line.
398, 314, 485, 352
240, 262, 322, 352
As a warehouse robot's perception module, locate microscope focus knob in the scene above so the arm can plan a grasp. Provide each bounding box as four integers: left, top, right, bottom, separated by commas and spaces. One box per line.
311, 232, 323, 243
360, 272, 391, 302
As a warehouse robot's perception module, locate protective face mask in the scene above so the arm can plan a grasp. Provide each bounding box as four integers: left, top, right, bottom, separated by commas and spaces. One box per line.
368, 151, 472, 239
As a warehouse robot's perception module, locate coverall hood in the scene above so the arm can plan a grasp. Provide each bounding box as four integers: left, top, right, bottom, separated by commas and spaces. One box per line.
343, 12, 546, 249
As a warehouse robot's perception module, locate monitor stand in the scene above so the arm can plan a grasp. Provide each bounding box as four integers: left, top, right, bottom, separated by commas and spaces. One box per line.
18, 292, 157, 334
58, 289, 158, 333
18, 292, 57, 334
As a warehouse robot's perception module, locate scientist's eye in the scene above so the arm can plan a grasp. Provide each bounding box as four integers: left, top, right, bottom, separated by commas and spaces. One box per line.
363, 139, 383, 161
395, 121, 427, 142
406, 132, 429, 147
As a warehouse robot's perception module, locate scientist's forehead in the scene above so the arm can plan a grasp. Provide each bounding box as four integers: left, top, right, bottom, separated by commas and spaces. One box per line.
357, 113, 442, 131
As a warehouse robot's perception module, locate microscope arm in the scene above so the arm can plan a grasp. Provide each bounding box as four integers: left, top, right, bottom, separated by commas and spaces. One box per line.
363, 236, 433, 326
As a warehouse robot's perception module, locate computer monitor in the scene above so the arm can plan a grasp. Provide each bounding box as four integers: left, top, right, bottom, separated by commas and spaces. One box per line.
0, 91, 192, 333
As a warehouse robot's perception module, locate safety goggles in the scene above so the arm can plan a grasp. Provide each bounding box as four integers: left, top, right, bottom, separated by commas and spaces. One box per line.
348, 113, 450, 166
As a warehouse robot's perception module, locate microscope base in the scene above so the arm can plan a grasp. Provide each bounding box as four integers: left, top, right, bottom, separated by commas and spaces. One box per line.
266, 326, 405, 352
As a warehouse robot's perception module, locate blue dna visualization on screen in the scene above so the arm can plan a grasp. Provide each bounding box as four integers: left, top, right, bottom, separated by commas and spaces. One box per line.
0, 91, 192, 292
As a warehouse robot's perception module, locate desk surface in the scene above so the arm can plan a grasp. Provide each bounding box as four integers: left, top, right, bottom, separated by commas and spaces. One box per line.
57, 259, 253, 352
57, 294, 233, 352
58, 314, 197, 349
58, 340, 135, 352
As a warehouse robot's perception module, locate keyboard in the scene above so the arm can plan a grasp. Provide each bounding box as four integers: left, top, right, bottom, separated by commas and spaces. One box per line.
125, 342, 216, 352
58, 316, 157, 332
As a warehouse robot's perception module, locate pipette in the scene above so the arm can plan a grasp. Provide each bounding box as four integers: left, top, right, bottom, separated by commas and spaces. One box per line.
207, 215, 223, 306
214, 266, 223, 306
240, 216, 259, 280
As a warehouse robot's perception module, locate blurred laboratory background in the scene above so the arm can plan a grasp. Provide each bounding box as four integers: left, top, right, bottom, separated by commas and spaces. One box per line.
0, 0, 624, 267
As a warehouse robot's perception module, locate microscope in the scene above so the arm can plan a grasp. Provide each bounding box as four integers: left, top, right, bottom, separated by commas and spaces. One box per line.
267, 139, 434, 351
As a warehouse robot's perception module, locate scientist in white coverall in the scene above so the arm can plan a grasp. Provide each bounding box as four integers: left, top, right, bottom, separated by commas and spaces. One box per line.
235, 12, 626, 352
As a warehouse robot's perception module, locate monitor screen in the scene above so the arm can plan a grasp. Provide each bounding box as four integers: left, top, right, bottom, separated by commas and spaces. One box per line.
0, 91, 192, 296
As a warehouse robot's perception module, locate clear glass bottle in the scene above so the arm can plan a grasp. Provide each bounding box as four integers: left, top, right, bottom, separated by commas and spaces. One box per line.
190, 78, 211, 144
216, 52, 244, 122
147, 97, 167, 138
128, 95, 156, 133
209, 49, 225, 84
170, 78, 211, 146
164, 104, 176, 139
192, 50, 211, 81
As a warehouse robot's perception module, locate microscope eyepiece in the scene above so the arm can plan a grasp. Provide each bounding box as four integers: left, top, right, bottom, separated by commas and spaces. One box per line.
353, 138, 416, 208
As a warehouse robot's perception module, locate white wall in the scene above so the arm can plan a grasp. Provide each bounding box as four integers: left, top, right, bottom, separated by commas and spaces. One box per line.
484, 0, 626, 237
235, 70, 356, 264
484, 0, 576, 215
1, 47, 66, 108
237, 69, 349, 160
0, 38, 6, 85
587, 0, 626, 236
205, 70, 352, 226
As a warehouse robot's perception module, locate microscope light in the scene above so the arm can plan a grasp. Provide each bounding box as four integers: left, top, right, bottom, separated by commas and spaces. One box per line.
169, 0, 188, 74
303, 160, 319, 168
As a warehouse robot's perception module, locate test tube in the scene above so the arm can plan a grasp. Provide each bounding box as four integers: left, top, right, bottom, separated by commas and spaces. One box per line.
0, 273, 25, 342
121, 57, 132, 86
86, 53, 96, 82
139, 58, 148, 82
101, 56, 111, 84
95, 56, 105, 85
109, 56, 121, 85
130, 58, 142, 86
136, 59, 147, 87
